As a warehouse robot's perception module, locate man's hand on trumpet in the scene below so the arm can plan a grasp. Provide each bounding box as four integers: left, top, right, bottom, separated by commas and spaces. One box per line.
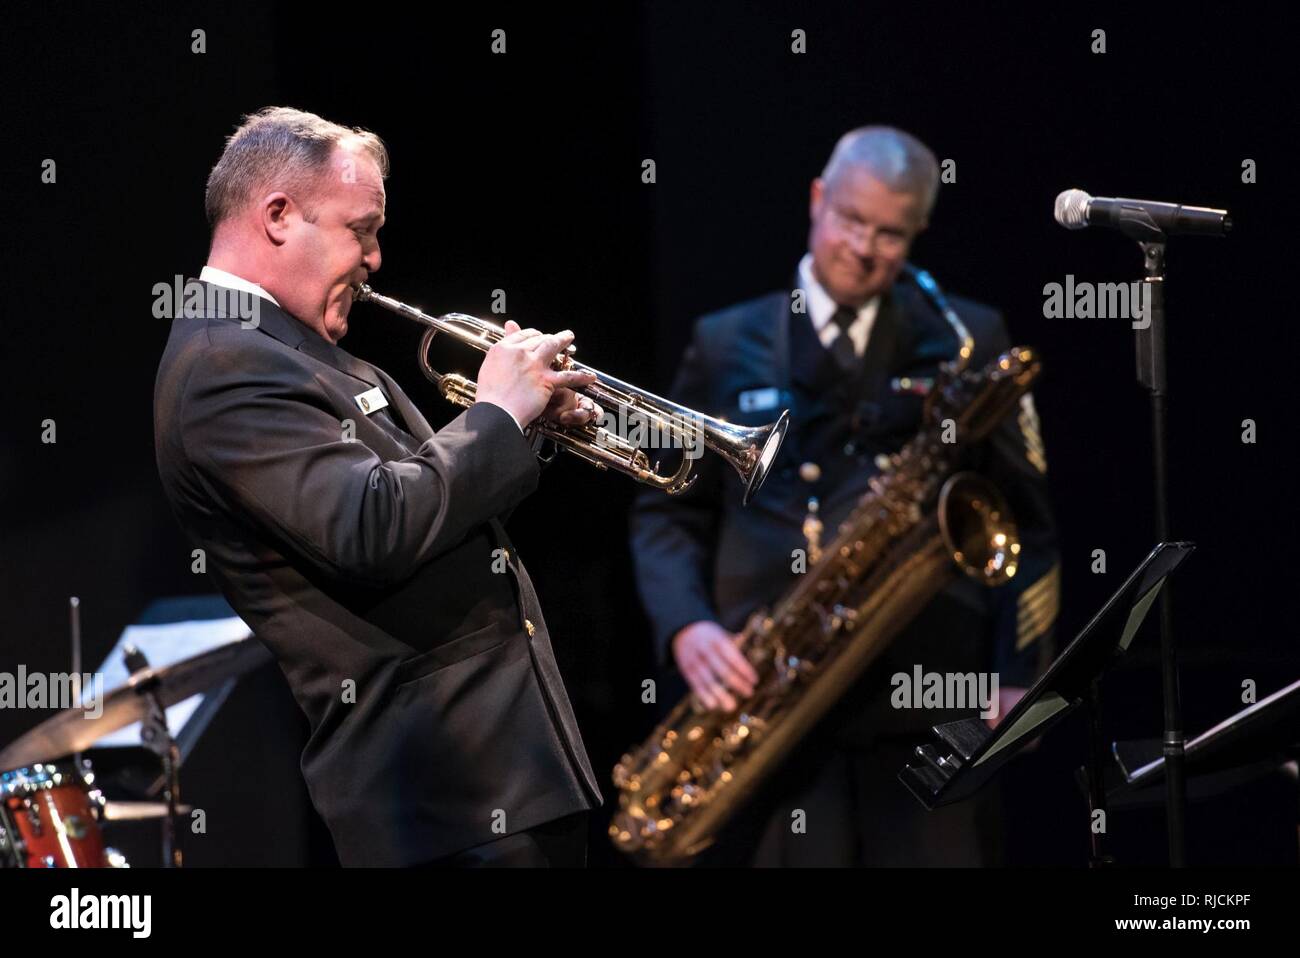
476, 320, 603, 429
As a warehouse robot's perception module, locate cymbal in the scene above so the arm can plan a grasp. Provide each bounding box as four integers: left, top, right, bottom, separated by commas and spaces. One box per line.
0, 638, 272, 771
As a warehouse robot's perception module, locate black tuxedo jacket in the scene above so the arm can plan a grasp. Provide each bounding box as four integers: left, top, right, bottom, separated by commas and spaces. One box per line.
630, 273, 1060, 742
154, 281, 601, 865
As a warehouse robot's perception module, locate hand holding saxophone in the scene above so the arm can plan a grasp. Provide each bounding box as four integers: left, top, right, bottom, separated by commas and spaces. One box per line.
672, 620, 759, 712
476, 321, 602, 429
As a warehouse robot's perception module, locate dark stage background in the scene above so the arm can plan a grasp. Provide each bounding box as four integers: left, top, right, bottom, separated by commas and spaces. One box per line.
3, 2, 1295, 867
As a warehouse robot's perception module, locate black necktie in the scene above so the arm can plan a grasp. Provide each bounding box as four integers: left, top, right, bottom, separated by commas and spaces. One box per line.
829, 305, 859, 371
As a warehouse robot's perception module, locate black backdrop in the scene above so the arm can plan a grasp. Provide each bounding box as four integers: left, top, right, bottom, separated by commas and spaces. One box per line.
3, 1, 1295, 867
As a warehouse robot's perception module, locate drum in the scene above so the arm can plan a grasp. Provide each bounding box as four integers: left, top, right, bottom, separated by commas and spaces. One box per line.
0, 761, 125, 868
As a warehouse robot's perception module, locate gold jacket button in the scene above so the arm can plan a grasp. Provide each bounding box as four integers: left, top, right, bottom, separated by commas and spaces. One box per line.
524, 619, 536, 637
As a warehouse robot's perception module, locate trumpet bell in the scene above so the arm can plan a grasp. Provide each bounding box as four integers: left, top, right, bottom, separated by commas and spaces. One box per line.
734, 410, 790, 506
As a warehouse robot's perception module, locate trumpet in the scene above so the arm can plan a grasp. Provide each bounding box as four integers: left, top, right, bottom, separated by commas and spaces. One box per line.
353, 285, 790, 504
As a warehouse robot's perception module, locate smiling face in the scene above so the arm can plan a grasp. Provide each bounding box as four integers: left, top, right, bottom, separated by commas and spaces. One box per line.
807, 165, 925, 307
265, 142, 385, 343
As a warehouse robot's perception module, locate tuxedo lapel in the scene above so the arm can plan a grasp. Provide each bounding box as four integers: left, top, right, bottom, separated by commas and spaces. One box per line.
296, 332, 383, 392
891, 282, 960, 366
368, 364, 433, 441
787, 286, 904, 398
193, 280, 431, 445
299, 341, 435, 449
788, 308, 843, 392
858, 285, 902, 397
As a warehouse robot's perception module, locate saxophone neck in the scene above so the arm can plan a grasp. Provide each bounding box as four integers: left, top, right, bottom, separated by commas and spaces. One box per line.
903, 263, 975, 374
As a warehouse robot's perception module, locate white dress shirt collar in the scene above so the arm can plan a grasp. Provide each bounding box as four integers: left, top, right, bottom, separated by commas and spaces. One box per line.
199, 265, 281, 307
797, 252, 879, 357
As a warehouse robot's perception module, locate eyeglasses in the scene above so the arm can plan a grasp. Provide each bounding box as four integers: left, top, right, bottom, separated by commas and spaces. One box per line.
826, 206, 913, 255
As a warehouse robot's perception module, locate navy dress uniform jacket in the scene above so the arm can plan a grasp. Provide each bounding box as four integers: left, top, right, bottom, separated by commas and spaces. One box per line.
154, 282, 602, 866
630, 273, 1060, 747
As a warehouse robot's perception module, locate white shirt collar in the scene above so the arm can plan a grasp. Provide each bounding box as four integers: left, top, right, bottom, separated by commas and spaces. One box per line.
199, 265, 281, 307
796, 253, 878, 356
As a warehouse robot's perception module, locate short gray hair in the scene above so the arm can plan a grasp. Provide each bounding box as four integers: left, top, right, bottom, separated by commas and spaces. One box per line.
821, 126, 939, 220
205, 106, 389, 229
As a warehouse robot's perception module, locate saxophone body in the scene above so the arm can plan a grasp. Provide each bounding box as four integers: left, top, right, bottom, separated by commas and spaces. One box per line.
610, 267, 1043, 864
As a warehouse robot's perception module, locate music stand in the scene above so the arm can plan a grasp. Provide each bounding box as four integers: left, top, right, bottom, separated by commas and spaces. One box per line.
86, 595, 253, 764
899, 541, 1195, 864
86, 595, 258, 867
1109, 676, 1300, 803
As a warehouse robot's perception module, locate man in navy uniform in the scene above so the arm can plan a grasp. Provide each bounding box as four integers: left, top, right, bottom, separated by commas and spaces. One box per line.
156, 107, 604, 866
630, 126, 1059, 866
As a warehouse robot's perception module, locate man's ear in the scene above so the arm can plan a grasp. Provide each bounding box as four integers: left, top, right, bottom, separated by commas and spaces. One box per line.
809, 177, 824, 219
261, 192, 293, 245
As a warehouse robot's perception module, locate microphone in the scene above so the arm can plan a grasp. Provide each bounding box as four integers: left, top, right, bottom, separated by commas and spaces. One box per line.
1054, 189, 1231, 237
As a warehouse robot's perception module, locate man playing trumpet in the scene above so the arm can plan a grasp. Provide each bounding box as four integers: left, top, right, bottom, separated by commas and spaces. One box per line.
155, 106, 603, 866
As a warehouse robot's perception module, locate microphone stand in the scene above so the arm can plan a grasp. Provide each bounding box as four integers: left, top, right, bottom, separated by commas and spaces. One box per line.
1125, 210, 1188, 867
